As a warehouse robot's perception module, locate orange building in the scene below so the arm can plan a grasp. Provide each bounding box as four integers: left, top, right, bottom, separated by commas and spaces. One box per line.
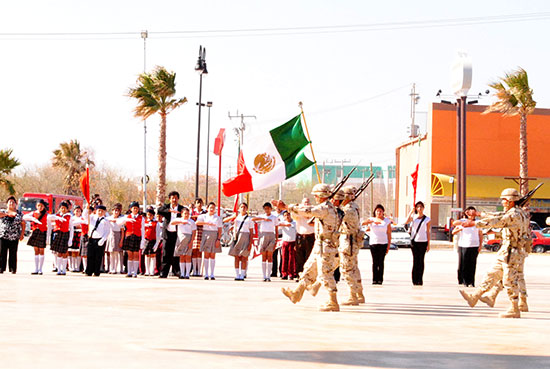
396, 103, 550, 227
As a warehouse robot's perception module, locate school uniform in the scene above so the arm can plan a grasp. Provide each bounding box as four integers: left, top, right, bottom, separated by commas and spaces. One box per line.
280, 220, 297, 279
86, 214, 111, 276
190, 208, 207, 276
50, 213, 73, 254
197, 214, 223, 254
122, 214, 145, 252
228, 215, 253, 258
174, 219, 197, 257
157, 204, 184, 277
257, 214, 279, 253
27, 211, 49, 249
106, 216, 123, 253
143, 219, 161, 255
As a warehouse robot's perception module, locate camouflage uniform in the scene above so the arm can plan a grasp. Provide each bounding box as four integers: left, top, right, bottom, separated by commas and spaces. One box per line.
459, 188, 530, 318
281, 183, 341, 311
338, 187, 363, 305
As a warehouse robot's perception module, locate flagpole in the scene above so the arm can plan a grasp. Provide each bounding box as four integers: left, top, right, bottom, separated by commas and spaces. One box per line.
299, 101, 322, 184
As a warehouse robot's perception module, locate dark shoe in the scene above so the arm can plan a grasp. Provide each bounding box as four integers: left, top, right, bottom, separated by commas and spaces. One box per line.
282, 276, 288, 280
267, 278, 271, 282
126, 274, 133, 278
159, 275, 167, 279
38, 272, 43, 275
204, 276, 210, 280
179, 276, 185, 279
31, 272, 39, 275
210, 277, 215, 280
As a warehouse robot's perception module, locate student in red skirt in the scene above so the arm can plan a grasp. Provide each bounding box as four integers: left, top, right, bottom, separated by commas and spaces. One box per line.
50, 201, 73, 275
142, 208, 161, 276
122, 202, 145, 278
24, 199, 51, 275
190, 198, 206, 276
68, 206, 84, 272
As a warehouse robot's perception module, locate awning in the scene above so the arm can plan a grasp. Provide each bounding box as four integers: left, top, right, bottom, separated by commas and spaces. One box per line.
431, 173, 550, 199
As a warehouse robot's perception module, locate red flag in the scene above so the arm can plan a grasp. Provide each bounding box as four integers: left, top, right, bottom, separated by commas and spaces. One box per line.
213, 128, 225, 156
80, 167, 90, 204
222, 151, 254, 196
411, 163, 419, 205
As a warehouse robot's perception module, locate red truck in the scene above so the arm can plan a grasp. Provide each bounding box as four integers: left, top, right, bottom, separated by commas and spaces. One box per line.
17, 192, 84, 214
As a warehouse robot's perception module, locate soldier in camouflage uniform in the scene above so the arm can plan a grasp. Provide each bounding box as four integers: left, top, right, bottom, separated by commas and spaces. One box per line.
459, 188, 530, 318
281, 183, 341, 312
338, 185, 364, 305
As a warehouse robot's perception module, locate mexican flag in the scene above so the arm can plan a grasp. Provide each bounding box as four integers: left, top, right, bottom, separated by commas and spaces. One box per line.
222, 114, 314, 197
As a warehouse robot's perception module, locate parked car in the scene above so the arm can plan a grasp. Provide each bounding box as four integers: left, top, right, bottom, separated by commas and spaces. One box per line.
361, 232, 398, 250
530, 221, 542, 231
532, 230, 550, 253
391, 225, 411, 248
540, 227, 550, 237
483, 238, 501, 252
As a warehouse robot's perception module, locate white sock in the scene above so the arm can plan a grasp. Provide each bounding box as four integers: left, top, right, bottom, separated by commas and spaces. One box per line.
241, 267, 247, 278
76, 256, 81, 271
180, 262, 186, 276
150, 258, 156, 276
191, 258, 196, 274
204, 258, 210, 277
197, 257, 202, 275
133, 261, 139, 276
56, 257, 61, 272
262, 262, 267, 278
145, 258, 150, 275
34, 255, 39, 272
235, 268, 240, 277
267, 262, 273, 278
185, 262, 191, 277
210, 259, 216, 278
38, 255, 45, 273
82, 257, 88, 270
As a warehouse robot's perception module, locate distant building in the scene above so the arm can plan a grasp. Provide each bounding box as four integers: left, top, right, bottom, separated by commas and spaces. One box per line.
396, 103, 550, 226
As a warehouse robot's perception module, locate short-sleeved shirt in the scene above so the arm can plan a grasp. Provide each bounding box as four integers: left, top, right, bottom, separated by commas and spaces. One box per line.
411, 215, 430, 242
177, 218, 197, 236
197, 213, 222, 231
295, 215, 314, 235
0, 210, 23, 241
234, 214, 253, 235
280, 221, 297, 242
368, 217, 391, 245
457, 221, 480, 248
256, 214, 279, 233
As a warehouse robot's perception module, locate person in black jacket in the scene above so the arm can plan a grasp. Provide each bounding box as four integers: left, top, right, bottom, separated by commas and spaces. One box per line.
156, 191, 184, 278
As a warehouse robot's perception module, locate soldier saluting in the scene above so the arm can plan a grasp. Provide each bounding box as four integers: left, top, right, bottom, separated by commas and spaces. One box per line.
281, 183, 341, 312
459, 188, 530, 318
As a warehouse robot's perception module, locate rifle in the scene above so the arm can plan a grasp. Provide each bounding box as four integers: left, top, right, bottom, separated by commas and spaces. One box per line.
517, 183, 543, 207
328, 165, 358, 199
354, 173, 375, 200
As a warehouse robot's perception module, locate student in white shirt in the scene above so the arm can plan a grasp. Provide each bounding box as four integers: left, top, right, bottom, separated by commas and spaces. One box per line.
278, 211, 297, 280
252, 202, 279, 282
86, 205, 111, 277
225, 203, 254, 281
405, 201, 431, 286
452, 206, 483, 287
195, 202, 223, 280
106, 203, 124, 274
171, 207, 197, 279
362, 204, 392, 285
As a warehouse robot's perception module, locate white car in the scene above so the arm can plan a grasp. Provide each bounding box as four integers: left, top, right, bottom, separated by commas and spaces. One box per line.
391, 225, 411, 248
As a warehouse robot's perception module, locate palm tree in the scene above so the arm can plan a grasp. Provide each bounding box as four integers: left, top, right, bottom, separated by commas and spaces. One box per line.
0, 149, 20, 195
128, 66, 187, 205
52, 140, 95, 195
484, 68, 536, 196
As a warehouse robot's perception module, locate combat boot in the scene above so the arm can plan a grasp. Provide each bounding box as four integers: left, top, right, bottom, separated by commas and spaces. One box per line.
319, 292, 340, 312
519, 295, 529, 312
281, 282, 306, 304
459, 288, 483, 308
308, 281, 322, 297
499, 300, 521, 318
479, 288, 499, 308
341, 292, 359, 306
356, 290, 365, 304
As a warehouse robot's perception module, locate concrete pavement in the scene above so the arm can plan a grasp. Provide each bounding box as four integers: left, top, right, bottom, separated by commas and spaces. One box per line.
1, 242, 549, 368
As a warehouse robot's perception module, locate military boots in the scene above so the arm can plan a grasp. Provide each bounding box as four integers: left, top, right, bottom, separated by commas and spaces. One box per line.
308, 281, 322, 297
499, 300, 521, 318
356, 290, 365, 304
460, 289, 483, 308
479, 288, 499, 308
319, 292, 340, 312
281, 282, 306, 304
519, 295, 529, 312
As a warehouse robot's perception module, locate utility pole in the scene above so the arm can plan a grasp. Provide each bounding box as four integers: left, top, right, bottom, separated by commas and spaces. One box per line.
370, 162, 374, 215
409, 83, 420, 138
229, 111, 256, 204
141, 30, 148, 210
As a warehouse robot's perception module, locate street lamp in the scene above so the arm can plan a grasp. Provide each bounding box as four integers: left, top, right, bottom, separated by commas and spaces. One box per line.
141, 30, 148, 209
449, 176, 455, 241
194, 45, 208, 199
205, 101, 213, 201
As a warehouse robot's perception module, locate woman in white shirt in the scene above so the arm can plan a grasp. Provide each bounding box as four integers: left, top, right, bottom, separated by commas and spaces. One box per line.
405, 201, 431, 286
363, 204, 392, 285
195, 202, 222, 280
225, 203, 254, 281
452, 206, 482, 287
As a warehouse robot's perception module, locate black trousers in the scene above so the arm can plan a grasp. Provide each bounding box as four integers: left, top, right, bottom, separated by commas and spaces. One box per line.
271, 248, 280, 277
86, 238, 106, 276
370, 243, 387, 284
458, 246, 479, 286
161, 231, 179, 277
0, 238, 19, 273
411, 241, 428, 285
295, 233, 315, 275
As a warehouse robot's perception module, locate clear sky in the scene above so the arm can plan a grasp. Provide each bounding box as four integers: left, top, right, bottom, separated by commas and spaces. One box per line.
1, 0, 549, 184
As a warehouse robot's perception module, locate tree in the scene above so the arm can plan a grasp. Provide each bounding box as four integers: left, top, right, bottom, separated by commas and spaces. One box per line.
0, 149, 20, 195
128, 66, 187, 206
484, 68, 536, 196
52, 139, 95, 195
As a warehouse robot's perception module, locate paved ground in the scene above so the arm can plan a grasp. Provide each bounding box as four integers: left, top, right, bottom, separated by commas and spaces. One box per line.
1, 241, 549, 369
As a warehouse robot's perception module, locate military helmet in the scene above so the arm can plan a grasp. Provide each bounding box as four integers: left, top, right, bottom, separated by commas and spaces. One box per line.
311, 183, 331, 197
331, 187, 345, 201
342, 185, 357, 199
500, 188, 520, 201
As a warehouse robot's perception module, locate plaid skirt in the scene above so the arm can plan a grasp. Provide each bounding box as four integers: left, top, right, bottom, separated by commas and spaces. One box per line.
27, 229, 47, 248
80, 235, 89, 256
122, 234, 141, 252
143, 239, 156, 255
192, 226, 203, 250
69, 231, 81, 250
51, 231, 70, 253
228, 232, 251, 258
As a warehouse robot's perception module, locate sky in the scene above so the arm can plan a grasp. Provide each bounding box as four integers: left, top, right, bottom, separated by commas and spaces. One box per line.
1, 0, 550, 186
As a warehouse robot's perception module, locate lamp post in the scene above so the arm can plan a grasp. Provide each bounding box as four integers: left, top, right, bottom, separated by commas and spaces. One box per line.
205, 101, 213, 202
141, 30, 148, 209
449, 176, 455, 241
194, 46, 208, 199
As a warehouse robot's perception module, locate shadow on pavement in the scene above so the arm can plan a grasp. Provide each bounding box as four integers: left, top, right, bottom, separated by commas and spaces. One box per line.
158, 349, 550, 368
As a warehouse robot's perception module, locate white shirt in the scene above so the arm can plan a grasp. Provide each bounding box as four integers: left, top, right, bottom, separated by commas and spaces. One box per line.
280, 220, 297, 242
411, 215, 430, 242
167, 205, 179, 232
256, 214, 279, 233
177, 218, 197, 236
107, 215, 123, 232
368, 217, 391, 245
197, 213, 222, 231
234, 214, 253, 235
295, 215, 314, 235
88, 214, 111, 246
457, 222, 480, 248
